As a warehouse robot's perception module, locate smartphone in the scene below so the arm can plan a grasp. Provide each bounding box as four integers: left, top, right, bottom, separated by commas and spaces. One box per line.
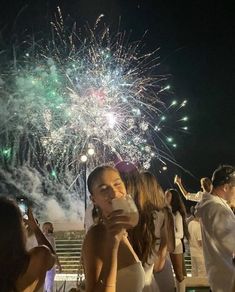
17, 198, 29, 216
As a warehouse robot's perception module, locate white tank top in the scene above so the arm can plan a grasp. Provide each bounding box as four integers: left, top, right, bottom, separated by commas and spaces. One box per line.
116, 262, 145, 292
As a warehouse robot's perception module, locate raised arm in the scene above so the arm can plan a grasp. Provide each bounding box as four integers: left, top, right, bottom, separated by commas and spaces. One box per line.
174, 175, 190, 200
25, 209, 55, 255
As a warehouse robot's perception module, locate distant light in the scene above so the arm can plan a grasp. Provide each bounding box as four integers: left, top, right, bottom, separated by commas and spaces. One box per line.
171, 100, 177, 106
1, 148, 11, 158
87, 148, 95, 156
154, 126, 161, 131
181, 100, 187, 107
182, 116, 188, 121
182, 126, 188, 130
162, 166, 167, 171
172, 144, 177, 148
81, 155, 88, 162
151, 152, 155, 157
51, 170, 57, 178
161, 116, 166, 121
167, 137, 173, 142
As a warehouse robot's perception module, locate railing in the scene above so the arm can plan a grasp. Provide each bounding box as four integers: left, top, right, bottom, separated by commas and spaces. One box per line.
54, 233, 210, 291
54, 230, 85, 283
55, 232, 193, 276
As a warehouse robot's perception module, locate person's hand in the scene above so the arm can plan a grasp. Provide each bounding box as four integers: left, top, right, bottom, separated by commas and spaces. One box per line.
105, 209, 132, 243
174, 174, 181, 184
23, 208, 39, 232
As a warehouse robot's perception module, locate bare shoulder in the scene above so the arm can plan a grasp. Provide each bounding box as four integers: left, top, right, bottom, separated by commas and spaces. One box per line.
28, 245, 55, 271
16, 246, 55, 290
29, 245, 51, 256
84, 223, 106, 243
82, 223, 106, 257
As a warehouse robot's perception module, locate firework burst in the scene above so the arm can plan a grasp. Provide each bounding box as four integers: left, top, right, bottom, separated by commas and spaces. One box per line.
0, 12, 189, 178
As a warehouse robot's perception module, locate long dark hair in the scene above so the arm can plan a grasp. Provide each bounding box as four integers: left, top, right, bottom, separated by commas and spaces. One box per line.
166, 189, 190, 241
0, 197, 29, 291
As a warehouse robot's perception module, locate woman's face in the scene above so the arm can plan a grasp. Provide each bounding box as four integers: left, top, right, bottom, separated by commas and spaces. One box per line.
165, 190, 172, 205
91, 169, 127, 217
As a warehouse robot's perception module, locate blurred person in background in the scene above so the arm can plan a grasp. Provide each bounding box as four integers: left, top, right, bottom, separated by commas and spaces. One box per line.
42, 222, 62, 292
165, 189, 190, 292
187, 206, 206, 278
174, 175, 212, 202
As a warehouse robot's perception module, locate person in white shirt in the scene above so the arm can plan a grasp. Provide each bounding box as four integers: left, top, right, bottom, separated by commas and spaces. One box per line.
187, 206, 206, 277
174, 175, 212, 202
196, 165, 235, 292
42, 222, 62, 292
165, 189, 190, 292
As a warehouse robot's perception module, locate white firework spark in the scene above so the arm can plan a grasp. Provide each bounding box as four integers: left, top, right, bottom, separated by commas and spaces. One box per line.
0, 12, 189, 178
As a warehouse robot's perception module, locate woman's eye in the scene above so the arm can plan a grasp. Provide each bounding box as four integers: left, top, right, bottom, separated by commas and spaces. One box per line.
114, 183, 121, 187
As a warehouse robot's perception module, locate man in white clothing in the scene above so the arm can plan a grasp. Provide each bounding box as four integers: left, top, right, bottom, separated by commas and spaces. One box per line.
196, 165, 235, 292
43, 222, 62, 292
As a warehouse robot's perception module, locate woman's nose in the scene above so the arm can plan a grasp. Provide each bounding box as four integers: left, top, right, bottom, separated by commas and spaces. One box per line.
108, 187, 119, 199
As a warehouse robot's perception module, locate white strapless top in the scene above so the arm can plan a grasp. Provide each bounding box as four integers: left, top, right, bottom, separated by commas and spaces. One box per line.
116, 262, 145, 292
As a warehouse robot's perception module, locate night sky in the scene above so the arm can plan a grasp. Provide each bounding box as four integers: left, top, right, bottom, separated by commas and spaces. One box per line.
1, 0, 234, 192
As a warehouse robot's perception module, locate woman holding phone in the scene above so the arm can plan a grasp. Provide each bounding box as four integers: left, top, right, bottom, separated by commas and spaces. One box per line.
82, 165, 145, 292
0, 197, 55, 292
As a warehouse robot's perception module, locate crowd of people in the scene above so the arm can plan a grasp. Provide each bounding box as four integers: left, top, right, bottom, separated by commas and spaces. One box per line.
83, 163, 235, 292
0, 163, 234, 291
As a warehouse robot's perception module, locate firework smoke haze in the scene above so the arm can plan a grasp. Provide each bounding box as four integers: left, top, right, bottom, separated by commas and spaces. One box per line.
0, 166, 84, 229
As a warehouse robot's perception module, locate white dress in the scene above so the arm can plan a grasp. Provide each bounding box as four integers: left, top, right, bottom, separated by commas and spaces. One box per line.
172, 211, 184, 254
188, 219, 207, 277
142, 210, 165, 292
116, 262, 145, 292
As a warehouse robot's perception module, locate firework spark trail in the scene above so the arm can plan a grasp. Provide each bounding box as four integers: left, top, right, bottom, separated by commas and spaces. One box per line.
0, 14, 189, 177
